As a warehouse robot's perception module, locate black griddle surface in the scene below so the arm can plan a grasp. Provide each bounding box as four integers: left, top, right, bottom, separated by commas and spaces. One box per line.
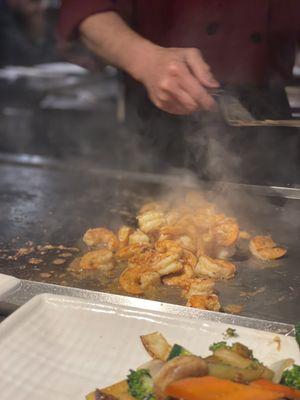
0, 158, 299, 324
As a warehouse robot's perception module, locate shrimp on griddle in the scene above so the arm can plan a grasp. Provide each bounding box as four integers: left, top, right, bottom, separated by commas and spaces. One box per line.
211, 217, 239, 247
187, 294, 221, 311
183, 277, 216, 299
79, 249, 114, 271
139, 200, 169, 214
151, 252, 183, 276
155, 239, 182, 254
116, 243, 151, 260
162, 264, 194, 288
249, 236, 286, 260
119, 266, 160, 295
195, 255, 236, 280
117, 225, 134, 249
137, 210, 166, 233
83, 227, 118, 251
129, 229, 151, 246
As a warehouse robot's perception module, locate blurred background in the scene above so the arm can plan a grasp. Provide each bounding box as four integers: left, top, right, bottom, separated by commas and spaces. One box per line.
0, 0, 299, 186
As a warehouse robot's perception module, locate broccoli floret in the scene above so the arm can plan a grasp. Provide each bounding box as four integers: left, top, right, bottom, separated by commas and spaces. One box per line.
167, 344, 192, 360
281, 365, 300, 390
295, 323, 300, 347
209, 341, 229, 352
127, 369, 155, 400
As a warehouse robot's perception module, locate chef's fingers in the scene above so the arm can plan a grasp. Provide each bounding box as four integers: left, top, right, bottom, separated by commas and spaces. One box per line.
154, 80, 199, 114
184, 48, 220, 88
178, 62, 217, 111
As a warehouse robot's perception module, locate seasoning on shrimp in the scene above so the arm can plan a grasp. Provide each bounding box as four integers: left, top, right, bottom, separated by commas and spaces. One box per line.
249, 236, 286, 261
83, 227, 118, 250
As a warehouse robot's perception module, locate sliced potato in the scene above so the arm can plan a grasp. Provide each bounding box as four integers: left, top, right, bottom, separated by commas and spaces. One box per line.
140, 332, 172, 361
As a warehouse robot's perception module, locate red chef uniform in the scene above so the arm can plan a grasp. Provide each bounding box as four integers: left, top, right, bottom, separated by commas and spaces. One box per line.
59, 0, 300, 86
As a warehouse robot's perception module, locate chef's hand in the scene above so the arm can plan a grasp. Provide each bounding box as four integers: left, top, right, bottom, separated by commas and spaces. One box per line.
80, 12, 219, 115
135, 47, 220, 115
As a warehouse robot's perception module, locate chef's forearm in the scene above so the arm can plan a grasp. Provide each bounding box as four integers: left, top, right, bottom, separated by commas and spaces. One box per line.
79, 11, 158, 81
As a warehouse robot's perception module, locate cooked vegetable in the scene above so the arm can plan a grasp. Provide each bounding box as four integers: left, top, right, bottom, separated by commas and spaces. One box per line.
223, 328, 238, 338
153, 356, 208, 400
86, 381, 134, 400
207, 341, 274, 382
127, 369, 154, 400
281, 365, 300, 390
296, 324, 300, 347
270, 358, 295, 383
209, 341, 228, 352
167, 344, 192, 360
165, 376, 284, 400
251, 379, 300, 399
231, 342, 253, 359
140, 332, 172, 361
213, 347, 253, 368
206, 358, 271, 383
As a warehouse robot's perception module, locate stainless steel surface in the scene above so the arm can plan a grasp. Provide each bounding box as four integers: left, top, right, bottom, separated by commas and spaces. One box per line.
0, 154, 299, 324
0, 279, 295, 336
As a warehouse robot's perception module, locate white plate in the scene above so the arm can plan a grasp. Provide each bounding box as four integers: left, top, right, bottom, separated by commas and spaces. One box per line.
0, 294, 298, 400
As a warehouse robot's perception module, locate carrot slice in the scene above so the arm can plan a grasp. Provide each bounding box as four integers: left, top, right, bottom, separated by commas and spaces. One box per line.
251, 379, 300, 399
165, 376, 284, 400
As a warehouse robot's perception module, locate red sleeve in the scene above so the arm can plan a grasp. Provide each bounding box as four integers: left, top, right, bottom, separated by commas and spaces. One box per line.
58, 0, 133, 41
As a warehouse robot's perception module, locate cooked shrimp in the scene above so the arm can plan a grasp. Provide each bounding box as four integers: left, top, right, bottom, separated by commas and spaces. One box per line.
119, 266, 159, 295
176, 235, 197, 253
155, 239, 182, 254
137, 210, 166, 233
211, 217, 239, 246
129, 229, 151, 246
139, 200, 169, 214
79, 249, 114, 271
117, 225, 134, 249
165, 209, 180, 225
151, 252, 183, 276
162, 264, 194, 288
116, 243, 151, 260
187, 294, 221, 311
214, 244, 236, 260
249, 236, 286, 260
183, 278, 216, 298
160, 222, 198, 242
193, 209, 217, 232
181, 249, 197, 269
195, 256, 236, 280
129, 249, 158, 268
197, 233, 215, 257
83, 227, 118, 251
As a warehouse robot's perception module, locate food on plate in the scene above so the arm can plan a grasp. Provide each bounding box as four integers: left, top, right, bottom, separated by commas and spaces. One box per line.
86, 332, 300, 400
249, 236, 287, 261
296, 324, 300, 347
281, 365, 300, 390
77, 191, 286, 312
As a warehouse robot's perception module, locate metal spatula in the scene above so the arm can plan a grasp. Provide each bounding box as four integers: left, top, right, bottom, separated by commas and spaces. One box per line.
211, 89, 300, 128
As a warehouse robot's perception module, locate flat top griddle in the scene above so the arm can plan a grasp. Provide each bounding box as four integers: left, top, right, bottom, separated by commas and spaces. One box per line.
0, 154, 299, 324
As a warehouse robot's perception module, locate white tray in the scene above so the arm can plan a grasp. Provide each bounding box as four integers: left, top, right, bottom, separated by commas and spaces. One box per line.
0, 293, 299, 400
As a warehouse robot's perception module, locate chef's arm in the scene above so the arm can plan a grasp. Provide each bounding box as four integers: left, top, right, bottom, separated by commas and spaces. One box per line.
80, 11, 219, 115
